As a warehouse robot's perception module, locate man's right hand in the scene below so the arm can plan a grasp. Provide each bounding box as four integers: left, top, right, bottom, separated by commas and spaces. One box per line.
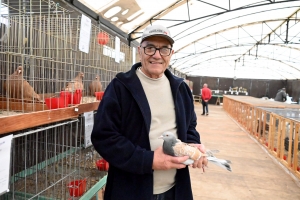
152, 146, 189, 170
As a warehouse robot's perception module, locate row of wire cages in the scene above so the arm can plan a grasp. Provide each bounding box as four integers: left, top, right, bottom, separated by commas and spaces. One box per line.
255, 107, 300, 175
0, 0, 137, 117
0, 112, 108, 200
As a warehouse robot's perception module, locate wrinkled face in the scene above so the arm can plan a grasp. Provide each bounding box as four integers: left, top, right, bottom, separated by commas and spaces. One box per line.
138, 36, 174, 79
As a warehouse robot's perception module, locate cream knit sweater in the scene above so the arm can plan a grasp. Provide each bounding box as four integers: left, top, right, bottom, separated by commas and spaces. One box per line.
136, 68, 178, 194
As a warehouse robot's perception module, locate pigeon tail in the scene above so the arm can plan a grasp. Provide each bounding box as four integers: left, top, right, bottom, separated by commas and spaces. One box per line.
207, 157, 232, 172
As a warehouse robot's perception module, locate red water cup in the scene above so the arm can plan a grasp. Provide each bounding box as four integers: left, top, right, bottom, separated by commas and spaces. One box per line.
45, 97, 60, 109
96, 159, 109, 171
95, 91, 104, 100
72, 89, 82, 104
60, 91, 71, 105
45, 97, 67, 109
67, 179, 87, 197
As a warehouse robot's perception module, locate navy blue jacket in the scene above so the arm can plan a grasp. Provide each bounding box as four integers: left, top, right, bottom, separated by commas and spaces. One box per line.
91, 62, 200, 200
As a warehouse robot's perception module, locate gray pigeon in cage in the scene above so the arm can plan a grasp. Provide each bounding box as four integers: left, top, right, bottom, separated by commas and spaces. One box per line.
89, 75, 102, 96
4, 66, 41, 101
159, 132, 232, 172
64, 72, 84, 92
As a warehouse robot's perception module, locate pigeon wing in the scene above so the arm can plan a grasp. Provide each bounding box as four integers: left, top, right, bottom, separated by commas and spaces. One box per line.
22, 80, 40, 101
172, 142, 202, 161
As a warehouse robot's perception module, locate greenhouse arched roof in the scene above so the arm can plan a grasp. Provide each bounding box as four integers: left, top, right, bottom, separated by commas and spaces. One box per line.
79, 0, 300, 80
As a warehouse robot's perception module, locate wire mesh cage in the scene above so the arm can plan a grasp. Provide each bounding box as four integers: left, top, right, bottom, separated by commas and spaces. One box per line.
0, 0, 134, 117
257, 107, 300, 173
0, 116, 107, 200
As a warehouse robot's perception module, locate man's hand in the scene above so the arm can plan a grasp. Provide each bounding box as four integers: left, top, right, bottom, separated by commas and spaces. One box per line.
189, 144, 208, 172
152, 146, 189, 170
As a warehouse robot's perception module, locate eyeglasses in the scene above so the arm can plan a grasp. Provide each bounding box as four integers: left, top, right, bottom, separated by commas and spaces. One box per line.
142, 46, 172, 56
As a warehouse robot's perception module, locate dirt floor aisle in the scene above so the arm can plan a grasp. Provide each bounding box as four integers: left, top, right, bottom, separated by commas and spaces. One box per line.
191, 104, 300, 200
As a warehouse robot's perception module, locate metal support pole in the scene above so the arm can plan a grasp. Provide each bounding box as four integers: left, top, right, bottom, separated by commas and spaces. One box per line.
285, 19, 289, 44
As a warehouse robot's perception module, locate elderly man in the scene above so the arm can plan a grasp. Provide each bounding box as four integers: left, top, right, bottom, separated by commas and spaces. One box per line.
91, 24, 208, 200
274, 88, 287, 102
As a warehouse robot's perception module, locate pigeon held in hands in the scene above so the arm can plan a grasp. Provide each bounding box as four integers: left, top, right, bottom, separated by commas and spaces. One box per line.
159, 132, 232, 172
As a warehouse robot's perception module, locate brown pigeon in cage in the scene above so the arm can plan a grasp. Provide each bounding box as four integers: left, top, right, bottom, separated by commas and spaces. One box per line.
64, 72, 84, 92
4, 66, 41, 101
89, 75, 102, 96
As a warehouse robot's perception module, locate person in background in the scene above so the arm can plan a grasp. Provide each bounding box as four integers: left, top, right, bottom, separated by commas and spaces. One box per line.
274, 88, 287, 102
201, 83, 212, 115
91, 24, 208, 200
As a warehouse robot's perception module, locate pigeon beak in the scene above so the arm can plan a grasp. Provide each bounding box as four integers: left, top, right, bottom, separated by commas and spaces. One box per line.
18, 70, 21, 74
158, 135, 163, 139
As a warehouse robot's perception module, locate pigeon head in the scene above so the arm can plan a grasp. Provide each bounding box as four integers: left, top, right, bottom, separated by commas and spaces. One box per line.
14, 66, 23, 75
159, 132, 178, 156
78, 72, 84, 78
159, 132, 178, 146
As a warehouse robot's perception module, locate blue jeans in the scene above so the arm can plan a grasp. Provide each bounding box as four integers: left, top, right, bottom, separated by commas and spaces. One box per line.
152, 186, 175, 200
202, 100, 209, 114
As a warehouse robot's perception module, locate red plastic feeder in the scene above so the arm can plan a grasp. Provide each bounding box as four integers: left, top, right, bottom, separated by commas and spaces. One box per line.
60, 91, 71, 105
67, 179, 87, 197
45, 97, 67, 109
95, 91, 104, 100
71, 89, 82, 104
96, 159, 109, 171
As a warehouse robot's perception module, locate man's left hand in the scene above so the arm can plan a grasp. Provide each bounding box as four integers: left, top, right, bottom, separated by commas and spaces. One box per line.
189, 144, 208, 172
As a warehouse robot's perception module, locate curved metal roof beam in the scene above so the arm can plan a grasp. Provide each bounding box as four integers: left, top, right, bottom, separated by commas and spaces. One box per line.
175, 53, 300, 77
183, 65, 288, 80
175, 18, 300, 53
129, 0, 186, 41
131, 0, 299, 34
129, 0, 300, 42
235, 8, 300, 61
172, 43, 300, 66
180, 60, 291, 80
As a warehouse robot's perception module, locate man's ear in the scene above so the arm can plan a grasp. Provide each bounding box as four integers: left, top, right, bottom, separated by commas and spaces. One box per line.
170, 49, 175, 56
137, 46, 143, 60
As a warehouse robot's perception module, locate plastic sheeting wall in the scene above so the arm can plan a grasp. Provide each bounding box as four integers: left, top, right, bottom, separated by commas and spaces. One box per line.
187, 76, 289, 99
287, 80, 300, 103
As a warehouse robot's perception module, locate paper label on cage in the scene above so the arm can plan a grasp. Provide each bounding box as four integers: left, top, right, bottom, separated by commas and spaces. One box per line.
79, 14, 91, 54
84, 111, 94, 148
115, 36, 120, 63
0, 134, 12, 195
